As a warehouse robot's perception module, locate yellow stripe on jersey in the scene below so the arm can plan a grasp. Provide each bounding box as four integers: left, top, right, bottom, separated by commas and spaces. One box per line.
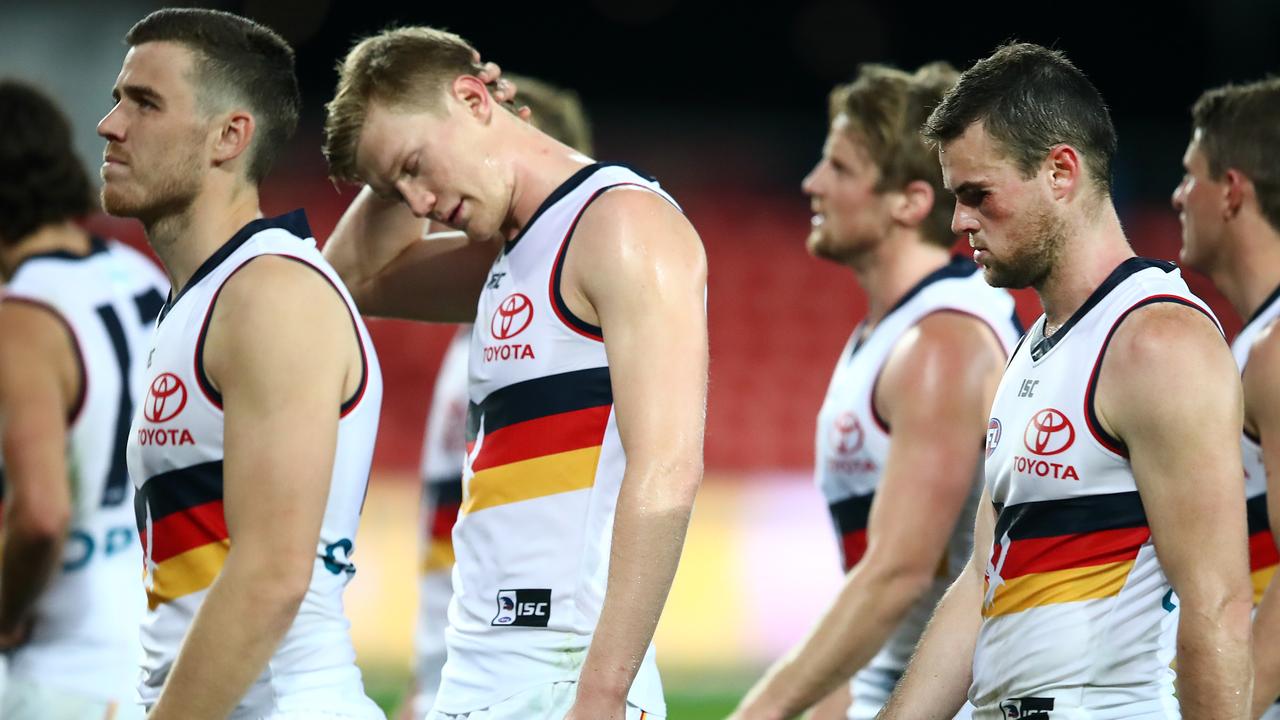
1254, 565, 1277, 605
422, 538, 456, 574
462, 445, 601, 515
146, 539, 229, 610
983, 559, 1133, 618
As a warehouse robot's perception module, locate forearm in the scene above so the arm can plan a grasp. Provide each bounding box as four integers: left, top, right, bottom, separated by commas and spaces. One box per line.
576, 466, 700, 704
1252, 582, 1280, 719
0, 521, 65, 633
323, 186, 426, 294
739, 561, 934, 720
877, 566, 982, 720
1176, 596, 1253, 720
148, 551, 309, 719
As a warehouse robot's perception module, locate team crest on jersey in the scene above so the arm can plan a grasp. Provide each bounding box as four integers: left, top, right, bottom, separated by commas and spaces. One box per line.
1013, 409, 1079, 481
137, 372, 195, 446
986, 418, 1002, 458
999, 696, 1054, 719
491, 588, 551, 627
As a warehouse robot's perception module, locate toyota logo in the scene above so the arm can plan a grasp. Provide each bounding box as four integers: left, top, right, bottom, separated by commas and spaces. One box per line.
1023, 408, 1074, 456
830, 412, 864, 457
144, 372, 188, 423
491, 293, 534, 340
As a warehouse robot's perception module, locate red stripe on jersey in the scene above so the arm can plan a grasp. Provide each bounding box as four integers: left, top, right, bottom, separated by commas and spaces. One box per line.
842, 528, 868, 571
471, 404, 612, 472
994, 525, 1149, 580
430, 501, 461, 541
147, 499, 228, 564
1251, 529, 1280, 572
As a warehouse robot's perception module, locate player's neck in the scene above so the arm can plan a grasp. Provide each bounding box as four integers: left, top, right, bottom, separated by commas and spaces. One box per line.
500, 126, 594, 242
1036, 202, 1134, 330
1214, 219, 1280, 322
0, 221, 91, 280
147, 180, 262, 295
852, 231, 951, 325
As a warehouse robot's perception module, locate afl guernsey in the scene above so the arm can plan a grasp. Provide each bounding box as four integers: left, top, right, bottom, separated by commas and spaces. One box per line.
0, 238, 165, 700
415, 326, 470, 713
1234, 287, 1280, 604
974, 258, 1218, 719
125, 211, 384, 717
815, 256, 1020, 707
435, 163, 679, 713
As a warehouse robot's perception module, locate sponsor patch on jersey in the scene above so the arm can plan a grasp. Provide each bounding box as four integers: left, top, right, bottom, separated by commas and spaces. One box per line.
144, 373, 187, 423
490, 293, 533, 339
491, 588, 551, 627
1023, 409, 1073, 455
999, 696, 1054, 719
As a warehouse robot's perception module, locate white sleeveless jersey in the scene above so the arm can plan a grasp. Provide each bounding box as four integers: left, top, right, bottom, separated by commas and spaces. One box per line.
414, 325, 470, 713
974, 258, 1218, 719
815, 257, 1020, 698
125, 212, 383, 716
1234, 288, 1280, 605
436, 164, 678, 714
0, 239, 165, 700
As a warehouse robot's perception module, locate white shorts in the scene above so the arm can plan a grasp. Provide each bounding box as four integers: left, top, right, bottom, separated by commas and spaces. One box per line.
426, 681, 662, 720
0, 676, 146, 720
850, 668, 973, 720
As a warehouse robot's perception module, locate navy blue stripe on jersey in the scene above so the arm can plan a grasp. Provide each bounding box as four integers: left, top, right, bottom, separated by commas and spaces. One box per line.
994, 491, 1147, 541
134, 461, 223, 529
503, 163, 659, 254
426, 477, 464, 505
1084, 295, 1217, 456
159, 210, 311, 326
1030, 257, 1176, 362
468, 366, 612, 438
134, 287, 164, 326
1248, 494, 1271, 537
829, 492, 874, 535
95, 304, 133, 508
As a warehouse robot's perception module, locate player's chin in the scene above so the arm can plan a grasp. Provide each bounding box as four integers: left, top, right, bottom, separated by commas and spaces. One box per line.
805, 230, 836, 260
99, 186, 141, 218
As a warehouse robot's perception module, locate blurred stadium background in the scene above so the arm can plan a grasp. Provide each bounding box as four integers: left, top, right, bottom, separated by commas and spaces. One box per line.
6, 0, 1280, 715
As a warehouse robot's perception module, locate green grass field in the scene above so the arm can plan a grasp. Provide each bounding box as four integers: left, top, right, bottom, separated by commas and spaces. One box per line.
363, 665, 749, 718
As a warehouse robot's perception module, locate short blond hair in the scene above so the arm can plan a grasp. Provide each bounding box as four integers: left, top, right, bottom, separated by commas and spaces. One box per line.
323, 26, 481, 183
829, 62, 959, 247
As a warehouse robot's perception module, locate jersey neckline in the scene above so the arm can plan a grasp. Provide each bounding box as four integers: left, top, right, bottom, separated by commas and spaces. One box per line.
1245, 281, 1280, 329
11, 235, 108, 275
157, 209, 311, 327
851, 254, 977, 356
503, 162, 657, 255
1028, 256, 1175, 362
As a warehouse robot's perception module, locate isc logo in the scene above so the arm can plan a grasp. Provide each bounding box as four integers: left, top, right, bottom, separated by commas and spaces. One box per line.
491, 588, 552, 627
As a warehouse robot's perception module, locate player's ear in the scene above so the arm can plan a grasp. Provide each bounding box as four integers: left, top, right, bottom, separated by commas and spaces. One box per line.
452, 75, 493, 123
210, 109, 254, 170
891, 180, 935, 228
1044, 144, 1082, 201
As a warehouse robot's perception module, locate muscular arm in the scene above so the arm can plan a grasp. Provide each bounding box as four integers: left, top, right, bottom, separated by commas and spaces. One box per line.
1096, 303, 1252, 720
731, 313, 1004, 720
147, 258, 363, 719
0, 301, 78, 643
562, 189, 708, 719
1241, 324, 1280, 718
876, 484, 994, 720
323, 186, 500, 322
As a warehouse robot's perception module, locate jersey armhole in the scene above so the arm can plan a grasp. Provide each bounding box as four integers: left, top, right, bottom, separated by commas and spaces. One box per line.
1085, 295, 1216, 458
870, 308, 1013, 435
194, 255, 369, 416
548, 182, 681, 342
1, 296, 88, 425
